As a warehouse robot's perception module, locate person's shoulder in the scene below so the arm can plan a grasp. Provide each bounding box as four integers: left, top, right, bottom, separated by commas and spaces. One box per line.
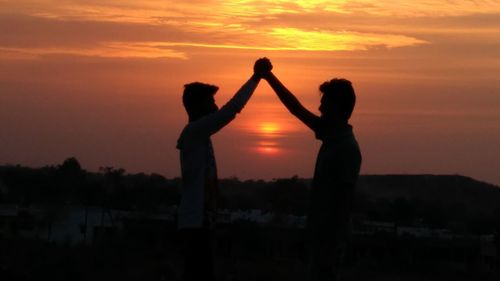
181, 120, 203, 135
177, 123, 194, 149
177, 122, 210, 149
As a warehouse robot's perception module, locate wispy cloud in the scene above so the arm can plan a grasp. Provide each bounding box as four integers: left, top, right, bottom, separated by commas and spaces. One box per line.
1, 0, 500, 59
134, 27, 428, 52
0, 44, 186, 60
5, 1, 500, 22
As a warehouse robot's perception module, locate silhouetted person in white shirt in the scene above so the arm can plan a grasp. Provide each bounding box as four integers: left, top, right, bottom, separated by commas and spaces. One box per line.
259, 58, 362, 281
176, 59, 270, 281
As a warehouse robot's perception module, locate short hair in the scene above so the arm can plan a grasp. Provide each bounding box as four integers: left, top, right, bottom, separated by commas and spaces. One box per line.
319, 78, 356, 121
182, 82, 219, 116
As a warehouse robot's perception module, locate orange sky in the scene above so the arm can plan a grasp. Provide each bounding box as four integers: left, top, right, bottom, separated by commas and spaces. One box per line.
1, 0, 500, 185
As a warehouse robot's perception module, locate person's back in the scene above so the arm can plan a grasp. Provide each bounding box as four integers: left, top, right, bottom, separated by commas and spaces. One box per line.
176, 60, 269, 281
308, 121, 361, 281
260, 62, 362, 281
312, 122, 362, 189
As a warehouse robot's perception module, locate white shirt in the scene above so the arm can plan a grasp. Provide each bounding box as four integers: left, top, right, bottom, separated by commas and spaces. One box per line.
176, 78, 258, 228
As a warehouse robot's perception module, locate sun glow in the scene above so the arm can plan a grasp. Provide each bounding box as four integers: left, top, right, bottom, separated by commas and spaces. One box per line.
257, 146, 280, 155
253, 122, 283, 155
256, 140, 280, 155
260, 122, 280, 135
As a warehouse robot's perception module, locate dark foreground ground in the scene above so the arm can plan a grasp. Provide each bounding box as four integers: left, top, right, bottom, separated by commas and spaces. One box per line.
1, 237, 498, 281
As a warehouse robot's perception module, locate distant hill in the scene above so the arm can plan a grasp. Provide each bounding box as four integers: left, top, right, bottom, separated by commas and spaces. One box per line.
357, 175, 500, 214
2, 161, 500, 231
218, 175, 500, 232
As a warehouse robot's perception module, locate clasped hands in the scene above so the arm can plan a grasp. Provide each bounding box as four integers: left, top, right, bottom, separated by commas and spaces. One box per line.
253, 57, 273, 80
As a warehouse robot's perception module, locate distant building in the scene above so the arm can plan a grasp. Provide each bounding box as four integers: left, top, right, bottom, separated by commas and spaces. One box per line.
353, 220, 396, 235
0, 204, 18, 238
216, 209, 306, 227
397, 226, 432, 238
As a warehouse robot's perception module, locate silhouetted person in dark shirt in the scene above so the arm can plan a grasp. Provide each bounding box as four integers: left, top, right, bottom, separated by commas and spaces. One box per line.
176, 59, 270, 281
259, 58, 362, 281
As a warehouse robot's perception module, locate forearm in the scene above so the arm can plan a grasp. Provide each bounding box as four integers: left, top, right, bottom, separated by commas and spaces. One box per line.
265, 72, 320, 130
250, 73, 260, 83
265, 72, 304, 115
223, 75, 259, 114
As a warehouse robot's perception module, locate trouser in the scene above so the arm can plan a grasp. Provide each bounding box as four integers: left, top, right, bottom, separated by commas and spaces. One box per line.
307, 184, 354, 281
180, 228, 215, 281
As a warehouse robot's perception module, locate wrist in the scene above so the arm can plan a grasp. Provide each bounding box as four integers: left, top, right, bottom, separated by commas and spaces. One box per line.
263, 72, 273, 81
250, 73, 261, 82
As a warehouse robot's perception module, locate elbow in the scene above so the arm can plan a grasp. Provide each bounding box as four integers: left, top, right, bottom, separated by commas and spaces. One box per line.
288, 106, 302, 117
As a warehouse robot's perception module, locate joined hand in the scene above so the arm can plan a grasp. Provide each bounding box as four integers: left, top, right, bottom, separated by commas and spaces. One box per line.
254, 57, 273, 78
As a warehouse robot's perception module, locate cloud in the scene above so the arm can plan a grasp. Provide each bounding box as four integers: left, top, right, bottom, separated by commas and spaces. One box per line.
0, 15, 427, 60
1, 1, 500, 60
5, 1, 500, 23
0, 44, 187, 60
337, 0, 500, 17
266, 28, 427, 50
0, 14, 201, 48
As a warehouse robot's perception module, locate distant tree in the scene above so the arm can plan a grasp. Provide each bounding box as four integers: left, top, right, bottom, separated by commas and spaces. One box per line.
59, 157, 82, 176
218, 178, 272, 210
99, 166, 125, 178
99, 166, 126, 197
269, 176, 308, 215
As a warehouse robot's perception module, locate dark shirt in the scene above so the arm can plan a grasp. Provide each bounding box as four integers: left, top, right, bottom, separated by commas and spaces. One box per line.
313, 122, 362, 189
310, 122, 362, 219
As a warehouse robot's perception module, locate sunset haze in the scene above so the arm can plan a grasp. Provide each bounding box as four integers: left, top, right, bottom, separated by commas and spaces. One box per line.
1, 0, 500, 185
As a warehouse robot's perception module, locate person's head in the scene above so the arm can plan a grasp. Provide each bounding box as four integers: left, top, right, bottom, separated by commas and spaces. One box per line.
318, 78, 356, 122
182, 82, 219, 121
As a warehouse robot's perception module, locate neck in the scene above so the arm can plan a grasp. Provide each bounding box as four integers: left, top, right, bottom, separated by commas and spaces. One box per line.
322, 116, 348, 127
189, 114, 203, 122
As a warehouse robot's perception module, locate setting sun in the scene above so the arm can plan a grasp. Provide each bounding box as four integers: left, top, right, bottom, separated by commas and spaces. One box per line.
254, 124, 283, 155
259, 122, 280, 135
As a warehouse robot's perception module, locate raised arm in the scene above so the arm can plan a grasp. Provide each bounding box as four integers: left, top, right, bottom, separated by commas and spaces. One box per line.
188, 74, 260, 138
264, 70, 320, 131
